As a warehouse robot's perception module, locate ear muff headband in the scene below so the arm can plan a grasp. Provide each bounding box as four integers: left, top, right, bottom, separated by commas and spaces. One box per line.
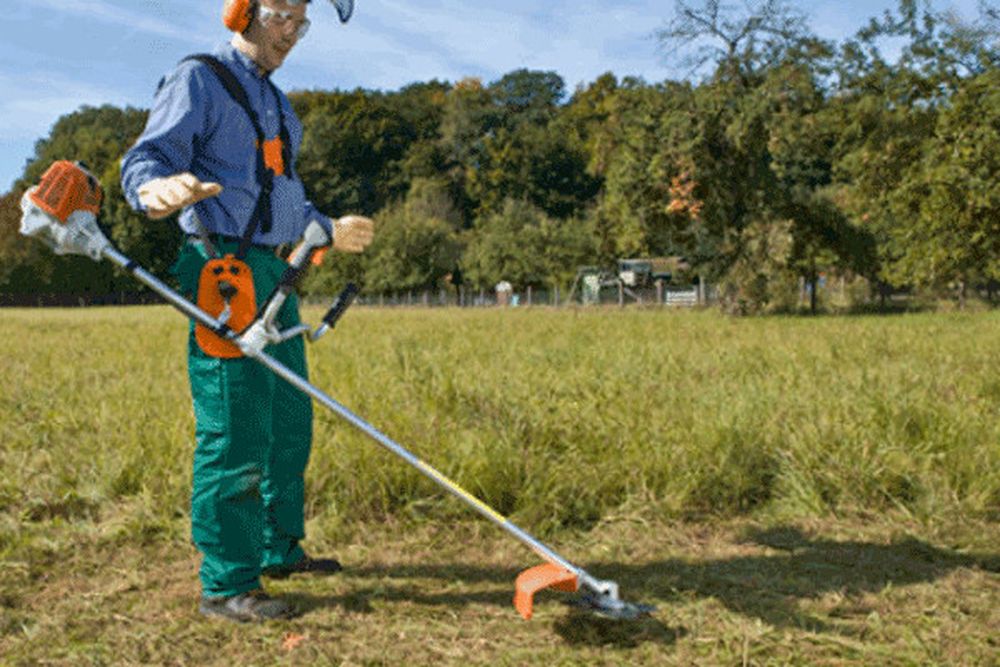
222, 0, 256, 33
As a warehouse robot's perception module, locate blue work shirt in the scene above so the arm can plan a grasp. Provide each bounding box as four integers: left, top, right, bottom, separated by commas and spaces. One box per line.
121, 42, 331, 246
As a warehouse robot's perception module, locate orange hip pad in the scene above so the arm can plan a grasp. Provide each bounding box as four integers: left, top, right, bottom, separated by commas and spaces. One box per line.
195, 255, 256, 358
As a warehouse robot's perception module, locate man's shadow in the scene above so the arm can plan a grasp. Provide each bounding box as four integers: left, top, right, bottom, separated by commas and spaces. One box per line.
285, 526, 1000, 648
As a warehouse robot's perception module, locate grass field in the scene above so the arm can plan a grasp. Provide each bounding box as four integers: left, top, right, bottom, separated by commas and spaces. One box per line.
1, 305, 999, 665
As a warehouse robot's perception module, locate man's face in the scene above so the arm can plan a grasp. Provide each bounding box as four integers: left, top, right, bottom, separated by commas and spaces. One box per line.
251, 0, 309, 72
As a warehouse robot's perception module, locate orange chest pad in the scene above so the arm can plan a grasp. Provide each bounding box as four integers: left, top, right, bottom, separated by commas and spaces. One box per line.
195, 254, 257, 358
259, 137, 286, 176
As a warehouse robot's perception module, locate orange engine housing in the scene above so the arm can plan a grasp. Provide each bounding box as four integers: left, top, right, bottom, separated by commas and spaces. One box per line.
29, 160, 102, 223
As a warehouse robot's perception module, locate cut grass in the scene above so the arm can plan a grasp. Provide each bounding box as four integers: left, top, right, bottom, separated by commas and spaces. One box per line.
1, 514, 998, 665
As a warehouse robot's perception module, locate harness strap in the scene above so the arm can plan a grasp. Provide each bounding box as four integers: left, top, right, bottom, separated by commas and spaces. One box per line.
181, 54, 295, 257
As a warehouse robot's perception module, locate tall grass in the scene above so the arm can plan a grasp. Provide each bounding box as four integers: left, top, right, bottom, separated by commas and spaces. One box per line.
2, 306, 998, 544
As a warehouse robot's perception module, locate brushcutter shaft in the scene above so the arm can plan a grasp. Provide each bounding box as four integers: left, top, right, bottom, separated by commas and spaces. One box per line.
103, 246, 230, 335
250, 347, 588, 576
102, 242, 602, 592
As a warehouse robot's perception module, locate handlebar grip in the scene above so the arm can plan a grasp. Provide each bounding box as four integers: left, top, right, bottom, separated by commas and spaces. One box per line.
322, 282, 359, 328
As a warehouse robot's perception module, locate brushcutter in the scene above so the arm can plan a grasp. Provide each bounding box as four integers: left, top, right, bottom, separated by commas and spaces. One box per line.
19, 160, 655, 621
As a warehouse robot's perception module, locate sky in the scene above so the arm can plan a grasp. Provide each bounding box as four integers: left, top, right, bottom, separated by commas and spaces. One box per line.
0, 0, 985, 192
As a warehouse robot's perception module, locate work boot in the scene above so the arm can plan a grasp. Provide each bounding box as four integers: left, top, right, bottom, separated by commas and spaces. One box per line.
199, 589, 295, 622
262, 554, 342, 579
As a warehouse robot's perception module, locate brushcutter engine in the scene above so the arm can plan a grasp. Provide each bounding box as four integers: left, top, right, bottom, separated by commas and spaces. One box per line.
20, 161, 112, 260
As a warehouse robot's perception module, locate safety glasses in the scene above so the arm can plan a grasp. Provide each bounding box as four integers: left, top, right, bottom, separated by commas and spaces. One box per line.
258, 5, 311, 40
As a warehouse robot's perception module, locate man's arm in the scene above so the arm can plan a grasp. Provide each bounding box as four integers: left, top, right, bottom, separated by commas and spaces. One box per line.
121, 64, 221, 219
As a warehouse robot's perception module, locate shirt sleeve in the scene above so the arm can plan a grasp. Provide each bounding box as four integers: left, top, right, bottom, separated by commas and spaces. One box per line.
120, 62, 213, 213
304, 200, 334, 240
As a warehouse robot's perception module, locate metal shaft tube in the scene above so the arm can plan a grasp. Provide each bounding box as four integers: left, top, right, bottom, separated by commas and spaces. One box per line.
103, 246, 227, 332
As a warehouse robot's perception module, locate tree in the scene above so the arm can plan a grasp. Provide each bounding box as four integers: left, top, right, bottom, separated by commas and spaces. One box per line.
360, 180, 463, 293
467, 122, 600, 219
489, 69, 566, 128
657, 0, 821, 87
883, 69, 1000, 301
462, 199, 594, 291
436, 77, 501, 224
830, 1, 1000, 298
293, 90, 415, 217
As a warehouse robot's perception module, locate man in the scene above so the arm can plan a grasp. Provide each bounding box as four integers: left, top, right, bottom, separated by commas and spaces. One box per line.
121, 0, 374, 622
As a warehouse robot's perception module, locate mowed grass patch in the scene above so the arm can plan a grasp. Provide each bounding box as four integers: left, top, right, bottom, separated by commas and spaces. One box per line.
1, 305, 999, 664
1, 516, 998, 665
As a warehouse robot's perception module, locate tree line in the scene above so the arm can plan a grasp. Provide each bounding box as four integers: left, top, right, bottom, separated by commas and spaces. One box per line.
1, 0, 998, 313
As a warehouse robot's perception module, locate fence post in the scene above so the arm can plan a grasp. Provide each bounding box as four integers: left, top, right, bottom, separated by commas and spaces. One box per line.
554, 286, 560, 307
656, 279, 664, 306
698, 276, 705, 305
527, 285, 533, 307
618, 281, 624, 307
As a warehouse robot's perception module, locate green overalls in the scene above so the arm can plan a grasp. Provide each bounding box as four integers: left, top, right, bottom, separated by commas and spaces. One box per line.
173, 238, 312, 597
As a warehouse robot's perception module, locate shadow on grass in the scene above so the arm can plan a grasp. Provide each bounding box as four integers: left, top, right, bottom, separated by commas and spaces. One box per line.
285, 525, 1000, 646
283, 562, 684, 648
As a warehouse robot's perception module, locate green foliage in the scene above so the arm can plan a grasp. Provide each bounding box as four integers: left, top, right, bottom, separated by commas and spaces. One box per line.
882, 69, 1000, 293
716, 217, 798, 315
462, 199, 595, 289
468, 122, 600, 219
292, 89, 417, 216
361, 180, 463, 293
488, 68, 565, 127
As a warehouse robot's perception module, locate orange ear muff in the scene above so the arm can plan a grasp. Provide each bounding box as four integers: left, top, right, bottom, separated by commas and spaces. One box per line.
222, 0, 255, 33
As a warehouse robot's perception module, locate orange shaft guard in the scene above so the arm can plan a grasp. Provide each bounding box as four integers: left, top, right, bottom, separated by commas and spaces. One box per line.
513, 563, 579, 620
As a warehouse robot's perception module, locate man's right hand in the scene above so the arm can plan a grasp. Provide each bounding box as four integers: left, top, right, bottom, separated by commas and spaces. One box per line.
138, 173, 222, 220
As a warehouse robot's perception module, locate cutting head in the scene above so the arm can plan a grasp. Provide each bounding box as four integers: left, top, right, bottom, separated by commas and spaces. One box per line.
572, 576, 656, 620
513, 564, 655, 621
568, 591, 657, 620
